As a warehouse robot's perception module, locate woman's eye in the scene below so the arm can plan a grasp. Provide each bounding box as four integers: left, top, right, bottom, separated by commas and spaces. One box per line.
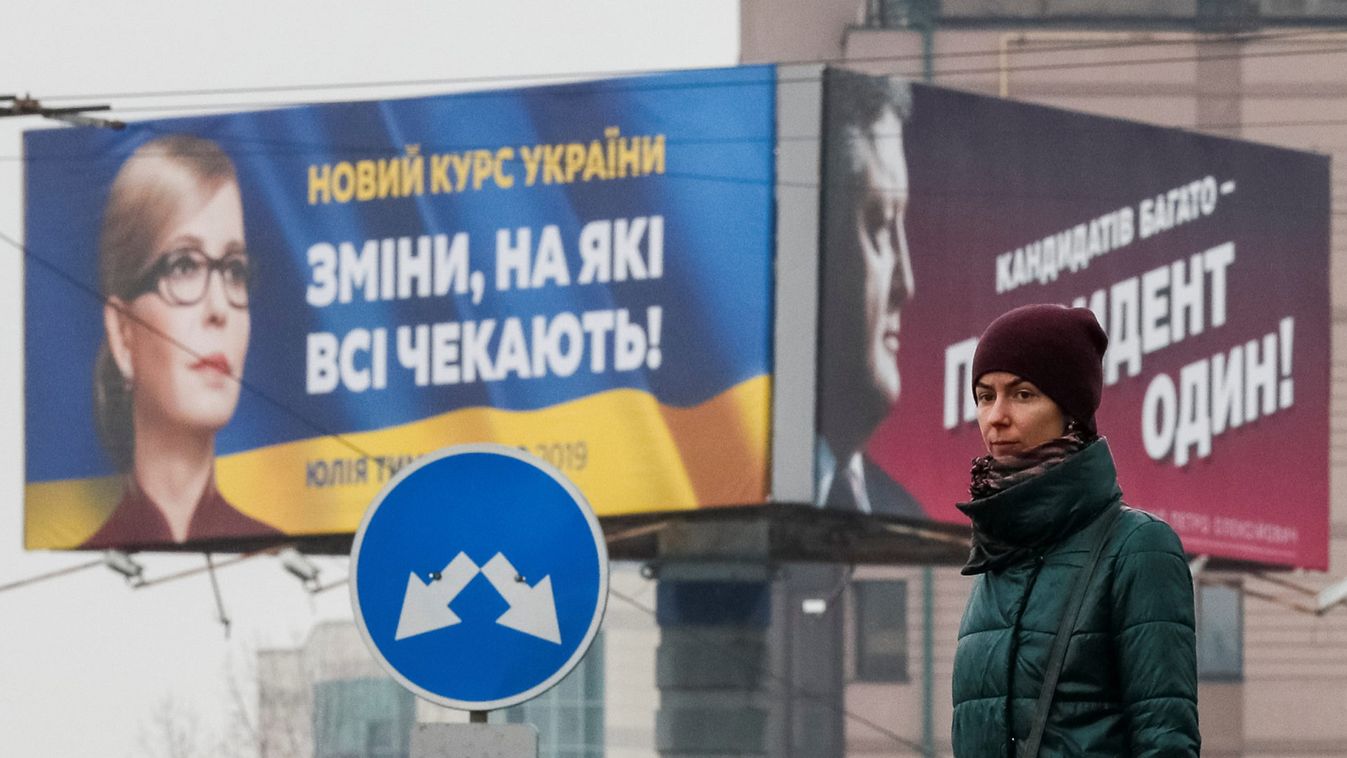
165, 254, 202, 278
222, 258, 250, 285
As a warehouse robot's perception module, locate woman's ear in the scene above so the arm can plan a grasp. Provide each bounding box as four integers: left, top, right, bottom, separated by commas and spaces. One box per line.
104, 298, 135, 383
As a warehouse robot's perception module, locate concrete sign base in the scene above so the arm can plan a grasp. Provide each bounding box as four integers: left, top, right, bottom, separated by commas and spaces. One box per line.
411, 723, 538, 758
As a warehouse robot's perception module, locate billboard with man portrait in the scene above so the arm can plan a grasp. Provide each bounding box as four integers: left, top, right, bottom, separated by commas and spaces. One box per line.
24, 66, 777, 550
816, 68, 1331, 570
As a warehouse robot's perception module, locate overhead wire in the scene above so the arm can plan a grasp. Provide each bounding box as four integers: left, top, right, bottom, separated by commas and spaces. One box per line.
31, 26, 1343, 105
9, 40, 1347, 171
35, 37, 1347, 118
11, 112, 1347, 168
0, 552, 929, 751
4, 124, 1344, 223
191, 565, 933, 750
5, 29, 1347, 188
0, 228, 376, 465
0, 557, 105, 594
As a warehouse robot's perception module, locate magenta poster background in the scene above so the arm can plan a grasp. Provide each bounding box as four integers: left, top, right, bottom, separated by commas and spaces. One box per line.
856, 82, 1330, 569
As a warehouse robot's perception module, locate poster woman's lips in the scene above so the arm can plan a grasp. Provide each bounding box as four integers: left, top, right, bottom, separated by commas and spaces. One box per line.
192, 353, 231, 375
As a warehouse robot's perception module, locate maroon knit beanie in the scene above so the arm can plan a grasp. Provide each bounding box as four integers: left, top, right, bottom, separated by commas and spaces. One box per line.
971, 304, 1109, 432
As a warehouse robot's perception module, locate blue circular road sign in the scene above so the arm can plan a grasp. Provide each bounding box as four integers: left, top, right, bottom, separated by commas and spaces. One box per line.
350, 443, 609, 711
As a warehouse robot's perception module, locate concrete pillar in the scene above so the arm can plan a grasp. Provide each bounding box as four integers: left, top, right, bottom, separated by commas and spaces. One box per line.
656, 577, 774, 756
651, 521, 845, 758
653, 521, 776, 757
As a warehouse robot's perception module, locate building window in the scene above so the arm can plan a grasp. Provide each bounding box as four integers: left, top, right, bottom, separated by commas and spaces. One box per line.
366, 719, 397, 758
866, 0, 937, 30
503, 631, 605, 758
854, 580, 908, 682
1197, 582, 1243, 681
312, 677, 415, 758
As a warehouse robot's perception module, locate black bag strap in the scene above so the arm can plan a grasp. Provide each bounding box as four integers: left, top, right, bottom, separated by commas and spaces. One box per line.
1021, 506, 1124, 758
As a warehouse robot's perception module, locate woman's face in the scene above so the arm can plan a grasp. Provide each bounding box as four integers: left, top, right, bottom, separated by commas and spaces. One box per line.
974, 371, 1067, 460
111, 179, 250, 436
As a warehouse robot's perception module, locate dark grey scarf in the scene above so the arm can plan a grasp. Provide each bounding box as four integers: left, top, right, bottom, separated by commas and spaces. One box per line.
960, 429, 1095, 574
968, 429, 1092, 500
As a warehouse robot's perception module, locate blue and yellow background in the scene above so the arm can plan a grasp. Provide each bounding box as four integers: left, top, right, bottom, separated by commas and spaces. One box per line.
24, 66, 777, 549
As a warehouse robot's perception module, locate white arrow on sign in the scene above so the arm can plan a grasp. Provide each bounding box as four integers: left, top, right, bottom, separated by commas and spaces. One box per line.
482, 553, 562, 644
395, 552, 480, 641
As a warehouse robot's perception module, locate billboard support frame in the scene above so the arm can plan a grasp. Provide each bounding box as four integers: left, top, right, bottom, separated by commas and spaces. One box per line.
770, 64, 825, 506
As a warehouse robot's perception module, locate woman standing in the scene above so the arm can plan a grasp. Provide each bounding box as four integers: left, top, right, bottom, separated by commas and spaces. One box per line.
83, 134, 279, 549
951, 304, 1199, 756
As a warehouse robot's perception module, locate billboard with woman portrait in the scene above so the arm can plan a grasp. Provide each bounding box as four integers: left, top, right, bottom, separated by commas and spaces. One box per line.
23, 66, 777, 550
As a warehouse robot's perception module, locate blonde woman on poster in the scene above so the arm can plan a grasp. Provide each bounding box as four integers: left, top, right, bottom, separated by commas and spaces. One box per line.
83, 134, 280, 549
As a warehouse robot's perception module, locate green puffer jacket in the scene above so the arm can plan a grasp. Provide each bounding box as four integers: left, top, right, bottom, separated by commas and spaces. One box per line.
951, 439, 1200, 757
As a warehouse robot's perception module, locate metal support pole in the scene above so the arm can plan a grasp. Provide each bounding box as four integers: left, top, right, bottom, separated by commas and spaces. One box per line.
922, 25, 935, 83
922, 567, 935, 758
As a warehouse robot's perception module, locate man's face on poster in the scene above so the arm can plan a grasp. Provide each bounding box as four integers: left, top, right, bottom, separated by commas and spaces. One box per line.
827, 107, 915, 431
